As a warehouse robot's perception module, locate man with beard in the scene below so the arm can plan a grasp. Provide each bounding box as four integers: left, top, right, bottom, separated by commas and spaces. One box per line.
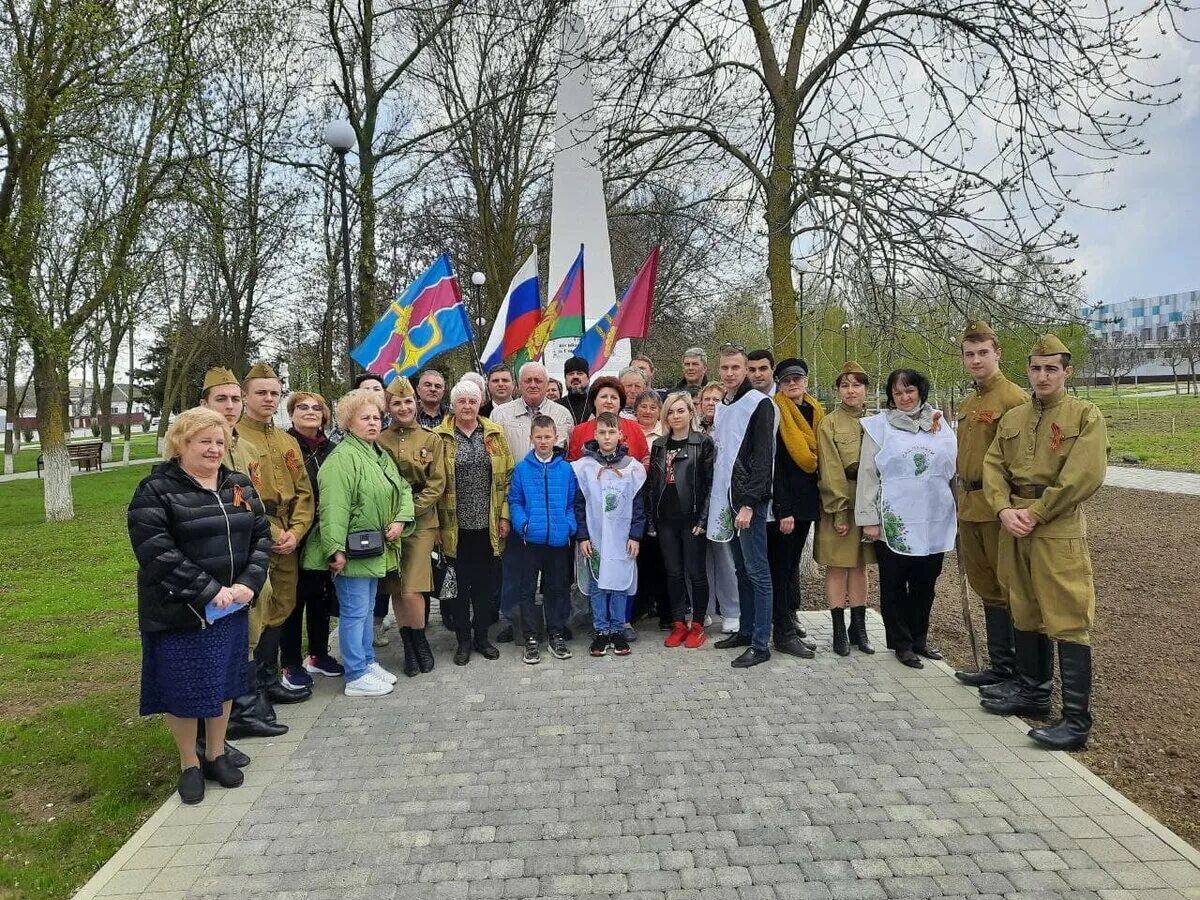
558, 355, 591, 425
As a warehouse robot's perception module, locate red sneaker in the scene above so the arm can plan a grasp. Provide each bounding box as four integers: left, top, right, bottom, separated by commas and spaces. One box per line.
683, 621, 707, 649
664, 621, 689, 648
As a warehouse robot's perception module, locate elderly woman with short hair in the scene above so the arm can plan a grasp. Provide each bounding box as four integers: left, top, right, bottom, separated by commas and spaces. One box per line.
301, 389, 415, 697
129, 407, 273, 804
433, 380, 516, 664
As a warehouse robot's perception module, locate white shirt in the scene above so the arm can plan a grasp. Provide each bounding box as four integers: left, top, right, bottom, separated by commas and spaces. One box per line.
490, 396, 575, 459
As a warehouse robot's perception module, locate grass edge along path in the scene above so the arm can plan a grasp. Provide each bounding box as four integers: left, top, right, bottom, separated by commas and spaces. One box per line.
0, 466, 177, 900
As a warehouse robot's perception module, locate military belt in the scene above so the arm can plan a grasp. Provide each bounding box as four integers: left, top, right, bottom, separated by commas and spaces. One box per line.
844, 464, 859, 479
964, 479, 983, 491
262, 500, 280, 516
1009, 483, 1048, 500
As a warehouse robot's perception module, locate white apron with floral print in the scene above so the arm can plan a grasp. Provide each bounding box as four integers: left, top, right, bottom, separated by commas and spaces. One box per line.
572, 455, 647, 594
706, 389, 764, 542
861, 412, 957, 557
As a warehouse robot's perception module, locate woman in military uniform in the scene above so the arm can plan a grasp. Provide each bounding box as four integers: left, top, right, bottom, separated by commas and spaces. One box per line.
815, 362, 876, 656
379, 377, 448, 676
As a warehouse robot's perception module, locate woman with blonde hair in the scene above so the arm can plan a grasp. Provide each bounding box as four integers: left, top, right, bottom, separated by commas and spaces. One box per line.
301, 389, 415, 697
129, 408, 272, 803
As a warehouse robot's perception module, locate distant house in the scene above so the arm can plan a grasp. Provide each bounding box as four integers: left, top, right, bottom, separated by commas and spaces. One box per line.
1, 380, 149, 434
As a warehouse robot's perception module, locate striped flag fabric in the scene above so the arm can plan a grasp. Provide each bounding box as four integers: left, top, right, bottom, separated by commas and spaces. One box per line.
480, 249, 540, 372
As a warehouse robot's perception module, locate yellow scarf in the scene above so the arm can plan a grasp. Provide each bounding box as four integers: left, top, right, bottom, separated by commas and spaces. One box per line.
775, 392, 824, 474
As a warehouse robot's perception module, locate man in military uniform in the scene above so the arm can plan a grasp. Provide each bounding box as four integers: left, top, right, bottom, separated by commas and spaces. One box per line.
952, 323, 1030, 691
238, 362, 315, 708
980, 334, 1108, 750
195, 368, 288, 756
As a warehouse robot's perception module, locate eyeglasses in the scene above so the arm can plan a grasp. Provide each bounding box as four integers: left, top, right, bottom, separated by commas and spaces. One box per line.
293, 404, 323, 412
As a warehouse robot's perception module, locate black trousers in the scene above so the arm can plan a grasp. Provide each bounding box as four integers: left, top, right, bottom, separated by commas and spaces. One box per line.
281, 568, 335, 667
658, 518, 710, 623
514, 540, 571, 640
633, 535, 668, 623
874, 542, 944, 653
445, 529, 499, 639
767, 520, 811, 644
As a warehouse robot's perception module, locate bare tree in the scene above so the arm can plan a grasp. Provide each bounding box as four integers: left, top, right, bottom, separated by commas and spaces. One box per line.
1095, 340, 1141, 396
599, 0, 1186, 355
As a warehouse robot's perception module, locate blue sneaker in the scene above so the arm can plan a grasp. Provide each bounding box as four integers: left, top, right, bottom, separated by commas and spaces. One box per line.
282, 665, 314, 689
304, 654, 345, 677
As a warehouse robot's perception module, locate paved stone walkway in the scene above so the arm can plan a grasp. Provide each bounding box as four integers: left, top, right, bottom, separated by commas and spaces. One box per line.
1103, 465, 1200, 496
76, 612, 1200, 900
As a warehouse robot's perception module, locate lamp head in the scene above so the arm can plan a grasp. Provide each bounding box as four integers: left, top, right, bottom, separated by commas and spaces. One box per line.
324, 120, 355, 152
471, 271, 486, 287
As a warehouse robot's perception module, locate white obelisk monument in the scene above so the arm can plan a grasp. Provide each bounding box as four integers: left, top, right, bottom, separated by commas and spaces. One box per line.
544, 11, 628, 377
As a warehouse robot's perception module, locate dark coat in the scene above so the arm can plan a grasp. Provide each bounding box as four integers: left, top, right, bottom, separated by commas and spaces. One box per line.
772, 399, 821, 523
128, 461, 273, 633
646, 430, 715, 530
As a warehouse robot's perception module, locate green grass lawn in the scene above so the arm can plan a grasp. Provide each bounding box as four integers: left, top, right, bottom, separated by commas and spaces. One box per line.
1090, 393, 1200, 472
8, 434, 160, 475
0, 466, 177, 900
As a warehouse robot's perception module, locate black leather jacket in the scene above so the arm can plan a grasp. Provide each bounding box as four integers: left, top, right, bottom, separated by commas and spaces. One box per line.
646, 430, 715, 530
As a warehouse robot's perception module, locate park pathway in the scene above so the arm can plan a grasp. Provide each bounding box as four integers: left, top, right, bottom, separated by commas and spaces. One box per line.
75, 612, 1200, 900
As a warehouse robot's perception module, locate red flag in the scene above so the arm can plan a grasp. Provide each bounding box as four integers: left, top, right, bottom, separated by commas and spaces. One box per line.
575, 246, 659, 370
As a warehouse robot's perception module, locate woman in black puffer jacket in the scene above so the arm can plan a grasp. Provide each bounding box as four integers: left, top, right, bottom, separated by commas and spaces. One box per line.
128, 407, 272, 805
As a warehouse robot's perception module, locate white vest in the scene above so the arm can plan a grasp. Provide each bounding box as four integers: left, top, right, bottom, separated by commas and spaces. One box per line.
861, 412, 958, 556
706, 388, 769, 541
571, 455, 647, 593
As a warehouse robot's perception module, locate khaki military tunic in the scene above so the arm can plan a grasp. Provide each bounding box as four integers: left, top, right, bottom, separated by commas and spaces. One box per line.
815, 404, 875, 568
224, 427, 270, 646
237, 416, 315, 628
955, 371, 1029, 608
982, 390, 1107, 643
378, 422, 446, 593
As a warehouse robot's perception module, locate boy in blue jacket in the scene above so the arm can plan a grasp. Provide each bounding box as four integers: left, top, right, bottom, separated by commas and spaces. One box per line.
508, 415, 578, 664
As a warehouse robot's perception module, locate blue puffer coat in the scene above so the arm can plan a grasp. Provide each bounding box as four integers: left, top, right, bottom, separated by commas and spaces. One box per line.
508, 448, 578, 547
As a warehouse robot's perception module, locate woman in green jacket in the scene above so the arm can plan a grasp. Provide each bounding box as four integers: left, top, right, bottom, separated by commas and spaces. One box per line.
432, 380, 515, 665
302, 389, 414, 697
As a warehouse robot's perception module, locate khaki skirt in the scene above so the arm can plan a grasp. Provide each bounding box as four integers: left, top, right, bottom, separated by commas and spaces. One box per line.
385, 527, 437, 593
815, 512, 875, 568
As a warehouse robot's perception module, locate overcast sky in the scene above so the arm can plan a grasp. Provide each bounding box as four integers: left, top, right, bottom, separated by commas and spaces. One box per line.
1067, 27, 1199, 305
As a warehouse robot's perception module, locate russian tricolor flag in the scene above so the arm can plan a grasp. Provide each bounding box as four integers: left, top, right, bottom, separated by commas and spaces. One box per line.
351, 253, 473, 383
481, 250, 540, 372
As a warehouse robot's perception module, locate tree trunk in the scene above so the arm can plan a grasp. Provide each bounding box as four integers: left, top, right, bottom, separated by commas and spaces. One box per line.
33, 350, 74, 521
98, 331, 122, 461
123, 327, 134, 462
3, 329, 17, 476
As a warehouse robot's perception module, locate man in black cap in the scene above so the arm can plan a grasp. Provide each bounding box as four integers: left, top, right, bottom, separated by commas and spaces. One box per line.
558, 356, 591, 425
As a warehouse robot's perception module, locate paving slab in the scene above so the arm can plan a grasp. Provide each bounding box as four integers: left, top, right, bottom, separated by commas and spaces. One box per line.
74, 611, 1200, 899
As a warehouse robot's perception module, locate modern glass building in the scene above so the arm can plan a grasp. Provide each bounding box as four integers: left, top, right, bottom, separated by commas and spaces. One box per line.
1081, 290, 1200, 344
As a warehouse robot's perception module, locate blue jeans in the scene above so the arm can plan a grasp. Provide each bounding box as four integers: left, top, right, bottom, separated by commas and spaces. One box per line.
591, 588, 628, 635
731, 504, 773, 650
334, 575, 377, 682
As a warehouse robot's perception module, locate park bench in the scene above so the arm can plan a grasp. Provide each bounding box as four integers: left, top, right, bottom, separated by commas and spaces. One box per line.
36, 440, 104, 478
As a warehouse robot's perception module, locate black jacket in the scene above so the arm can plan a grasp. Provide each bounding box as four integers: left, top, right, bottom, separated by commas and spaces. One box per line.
646, 430, 715, 530
726, 379, 776, 510
128, 461, 273, 633
557, 391, 590, 426
288, 428, 335, 507
772, 398, 820, 522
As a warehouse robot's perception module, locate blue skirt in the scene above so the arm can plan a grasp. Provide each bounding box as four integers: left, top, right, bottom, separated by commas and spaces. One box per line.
140, 608, 249, 718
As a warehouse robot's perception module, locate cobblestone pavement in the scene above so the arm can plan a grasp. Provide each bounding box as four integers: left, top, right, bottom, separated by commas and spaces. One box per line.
77, 612, 1200, 900
1103, 465, 1200, 496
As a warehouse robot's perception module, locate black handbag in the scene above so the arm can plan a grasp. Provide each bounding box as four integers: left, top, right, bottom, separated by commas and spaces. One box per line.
345, 529, 385, 559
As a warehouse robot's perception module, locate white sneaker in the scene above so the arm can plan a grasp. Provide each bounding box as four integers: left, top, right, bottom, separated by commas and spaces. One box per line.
368, 661, 397, 685
345, 675, 392, 697
722, 617, 740, 634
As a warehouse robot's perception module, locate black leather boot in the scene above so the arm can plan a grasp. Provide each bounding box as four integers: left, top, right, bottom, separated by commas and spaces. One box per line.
830, 608, 850, 656
400, 627, 420, 677
1029, 642, 1093, 750
955, 605, 1016, 687
226, 684, 288, 740
473, 625, 500, 660
411, 627, 435, 673
980, 628, 1052, 719
196, 719, 251, 768
257, 626, 311, 704
454, 632, 472, 666
849, 606, 875, 654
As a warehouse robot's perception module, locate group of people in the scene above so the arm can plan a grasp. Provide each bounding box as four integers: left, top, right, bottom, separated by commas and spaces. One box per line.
129, 324, 1108, 805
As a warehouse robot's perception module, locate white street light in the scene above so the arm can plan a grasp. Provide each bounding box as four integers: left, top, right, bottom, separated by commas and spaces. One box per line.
325, 119, 356, 384
471, 271, 486, 287
324, 120, 355, 152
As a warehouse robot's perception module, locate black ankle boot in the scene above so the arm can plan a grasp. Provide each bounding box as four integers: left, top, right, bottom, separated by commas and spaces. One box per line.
980, 628, 1053, 719
831, 608, 850, 656
226, 691, 288, 740
473, 628, 500, 660
1029, 642, 1093, 750
257, 626, 310, 704
454, 633, 472, 666
412, 627, 435, 673
956, 605, 1016, 687
400, 627, 420, 677
848, 607, 875, 654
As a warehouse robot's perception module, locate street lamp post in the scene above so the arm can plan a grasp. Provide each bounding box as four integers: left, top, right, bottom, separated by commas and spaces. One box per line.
841, 322, 850, 361
324, 120, 356, 384
795, 260, 808, 357
470, 271, 486, 372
